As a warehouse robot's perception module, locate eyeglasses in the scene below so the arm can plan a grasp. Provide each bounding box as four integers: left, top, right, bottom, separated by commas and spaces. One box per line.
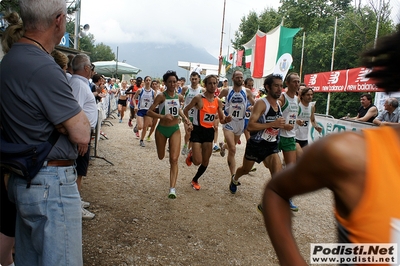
91, 64, 95, 71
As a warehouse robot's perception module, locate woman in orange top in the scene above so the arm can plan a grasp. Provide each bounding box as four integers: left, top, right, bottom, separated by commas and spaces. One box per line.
183, 75, 232, 190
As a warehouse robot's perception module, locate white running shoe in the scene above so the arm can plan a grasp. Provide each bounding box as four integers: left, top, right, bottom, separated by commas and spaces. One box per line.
82, 207, 95, 220
81, 200, 90, 209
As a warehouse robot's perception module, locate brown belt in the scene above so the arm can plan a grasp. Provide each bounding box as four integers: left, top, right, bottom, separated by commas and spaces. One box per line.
45, 160, 75, 167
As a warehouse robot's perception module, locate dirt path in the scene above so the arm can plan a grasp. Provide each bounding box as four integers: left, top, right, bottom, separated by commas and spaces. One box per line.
81, 114, 336, 266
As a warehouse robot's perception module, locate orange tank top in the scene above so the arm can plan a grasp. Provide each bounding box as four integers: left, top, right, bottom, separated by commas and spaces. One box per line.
192, 95, 218, 128
335, 127, 400, 248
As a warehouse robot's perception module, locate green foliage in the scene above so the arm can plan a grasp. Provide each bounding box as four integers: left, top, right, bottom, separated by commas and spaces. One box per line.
0, 0, 19, 13
91, 43, 115, 62
65, 21, 114, 62
232, 0, 395, 118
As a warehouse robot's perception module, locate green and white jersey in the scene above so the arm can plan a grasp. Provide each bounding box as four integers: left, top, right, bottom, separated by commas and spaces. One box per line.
184, 86, 203, 118
295, 102, 312, 141
280, 92, 298, 138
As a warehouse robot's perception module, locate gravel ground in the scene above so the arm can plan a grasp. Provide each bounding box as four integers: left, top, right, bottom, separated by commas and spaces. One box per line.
81, 113, 336, 266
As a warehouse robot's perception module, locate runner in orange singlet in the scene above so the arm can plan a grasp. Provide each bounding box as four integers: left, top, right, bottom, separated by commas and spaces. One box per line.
183, 75, 231, 190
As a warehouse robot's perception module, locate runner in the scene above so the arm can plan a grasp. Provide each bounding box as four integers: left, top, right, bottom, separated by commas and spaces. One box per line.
146, 70, 191, 199
229, 74, 284, 195
212, 79, 222, 152
146, 80, 162, 142
180, 72, 204, 156
295, 87, 322, 158
277, 72, 300, 211
117, 80, 129, 123
183, 75, 231, 190
218, 70, 255, 181
134, 76, 155, 147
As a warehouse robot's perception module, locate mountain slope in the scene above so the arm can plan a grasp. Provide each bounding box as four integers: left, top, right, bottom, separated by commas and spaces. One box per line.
113, 42, 218, 78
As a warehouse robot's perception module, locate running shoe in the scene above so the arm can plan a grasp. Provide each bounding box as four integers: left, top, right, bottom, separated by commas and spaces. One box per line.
219, 142, 225, 157
135, 131, 140, 138
229, 175, 241, 194
238, 139, 241, 145
191, 180, 200, 191
289, 199, 298, 212
119, 119, 122, 123
140, 140, 145, 147
257, 203, 263, 214
212, 144, 220, 152
117, 112, 120, 117
146, 136, 151, 142
168, 188, 176, 199
250, 167, 257, 172
186, 149, 192, 166
128, 119, 133, 127
133, 125, 138, 133
181, 146, 189, 156
82, 207, 95, 220
81, 200, 90, 209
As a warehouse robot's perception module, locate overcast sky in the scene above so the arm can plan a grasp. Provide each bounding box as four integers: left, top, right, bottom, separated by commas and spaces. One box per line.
80, 0, 281, 58
80, 0, 400, 59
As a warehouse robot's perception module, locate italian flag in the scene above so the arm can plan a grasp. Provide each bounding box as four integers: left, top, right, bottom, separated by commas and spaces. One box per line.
243, 26, 300, 78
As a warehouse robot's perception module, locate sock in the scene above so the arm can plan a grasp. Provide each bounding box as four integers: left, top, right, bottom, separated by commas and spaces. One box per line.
192, 164, 207, 183
169, 187, 176, 193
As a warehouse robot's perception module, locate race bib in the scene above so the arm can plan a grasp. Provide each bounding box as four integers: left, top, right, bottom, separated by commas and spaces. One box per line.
165, 99, 179, 117
202, 113, 215, 123
230, 104, 244, 119
189, 108, 195, 118
262, 128, 279, 142
286, 111, 297, 126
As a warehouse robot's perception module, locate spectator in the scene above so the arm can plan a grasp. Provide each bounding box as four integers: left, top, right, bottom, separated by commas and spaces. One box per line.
69, 54, 98, 220
0, 11, 23, 266
373, 97, 399, 126
345, 93, 378, 123
0, 0, 91, 265
51, 50, 68, 72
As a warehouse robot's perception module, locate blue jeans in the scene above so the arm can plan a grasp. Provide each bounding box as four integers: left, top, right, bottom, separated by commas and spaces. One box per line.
8, 166, 83, 266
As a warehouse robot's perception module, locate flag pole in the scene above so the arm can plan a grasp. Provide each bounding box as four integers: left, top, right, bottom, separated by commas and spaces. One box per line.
217, 0, 226, 78
299, 31, 305, 81
326, 16, 338, 115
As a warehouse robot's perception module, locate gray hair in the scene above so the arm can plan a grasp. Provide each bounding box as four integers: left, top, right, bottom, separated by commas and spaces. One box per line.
387, 97, 399, 109
71, 54, 91, 72
19, 0, 66, 31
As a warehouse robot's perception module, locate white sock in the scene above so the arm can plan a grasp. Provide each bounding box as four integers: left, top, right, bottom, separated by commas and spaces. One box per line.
169, 188, 176, 193
8, 263, 15, 266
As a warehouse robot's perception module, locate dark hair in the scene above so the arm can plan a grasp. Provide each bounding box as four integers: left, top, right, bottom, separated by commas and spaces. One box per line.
163, 70, 179, 83
300, 87, 314, 100
363, 30, 400, 93
203, 74, 218, 86
180, 77, 186, 82
151, 80, 158, 87
263, 74, 283, 90
136, 77, 143, 86
244, 77, 254, 86
190, 71, 200, 78
92, 74, 101, 83
360, 93, 372, 103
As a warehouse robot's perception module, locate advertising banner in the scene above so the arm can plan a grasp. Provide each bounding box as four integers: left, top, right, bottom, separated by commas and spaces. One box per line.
304, 67, 382, 93
308, 114, 376, 144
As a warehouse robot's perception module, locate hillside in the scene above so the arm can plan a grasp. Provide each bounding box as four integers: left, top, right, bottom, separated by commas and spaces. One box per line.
113, 42, 219, 78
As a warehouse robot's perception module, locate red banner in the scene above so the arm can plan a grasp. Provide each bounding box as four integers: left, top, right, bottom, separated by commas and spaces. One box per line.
303, 67, 382, 92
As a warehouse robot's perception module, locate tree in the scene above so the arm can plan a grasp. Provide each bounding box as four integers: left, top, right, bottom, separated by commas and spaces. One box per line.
231, 0, 395, 118
91, 43, 115, 62
65, 21, 115, 62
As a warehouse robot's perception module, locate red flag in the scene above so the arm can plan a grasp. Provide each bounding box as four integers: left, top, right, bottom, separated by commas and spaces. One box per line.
229, 53, 233, 60
236, 50, 244, 67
